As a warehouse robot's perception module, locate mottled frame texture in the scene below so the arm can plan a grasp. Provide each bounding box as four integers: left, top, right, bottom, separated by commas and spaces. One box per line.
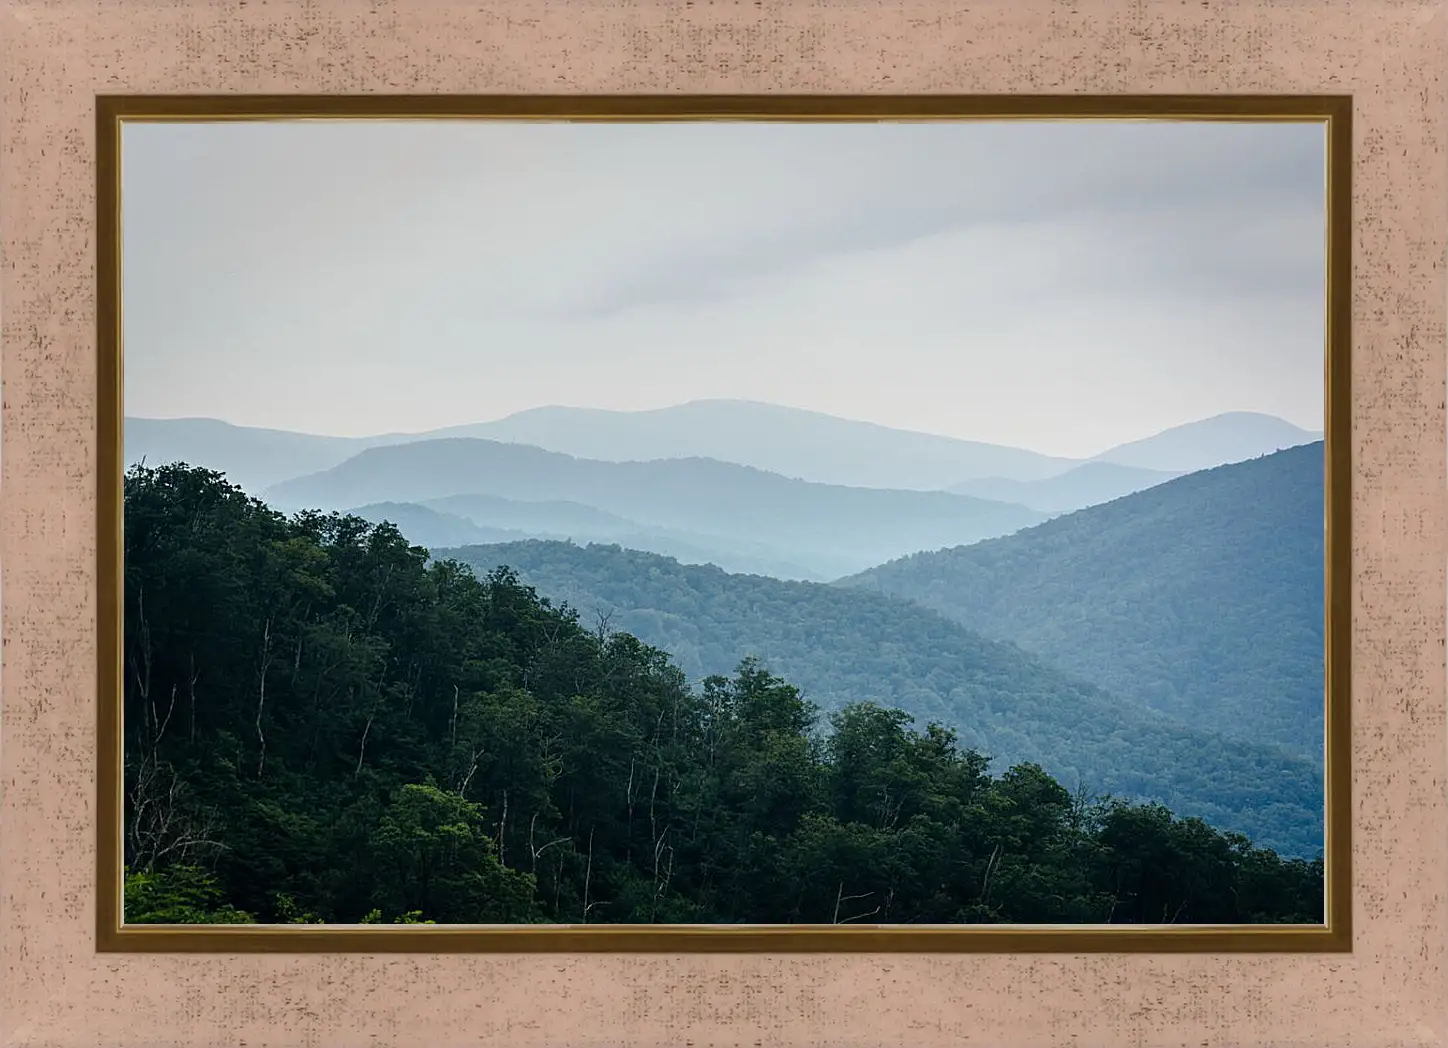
1, 1, 1444, 1046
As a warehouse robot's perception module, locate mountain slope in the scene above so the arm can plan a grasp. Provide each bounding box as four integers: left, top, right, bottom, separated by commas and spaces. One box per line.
124, 417, 386, 494
1091, 412, 1320, 473
128, 404, 1318, 498
264, 438, 1049, 578
428, 399, 1083, 488
421, 492, 641, 534
348, 502, 526, 550
439, 540, 1323, 858
351, 498, 826, 580
948, 462, 1183, 514
842, 443, 1325, 758
127, 402, 1082, 496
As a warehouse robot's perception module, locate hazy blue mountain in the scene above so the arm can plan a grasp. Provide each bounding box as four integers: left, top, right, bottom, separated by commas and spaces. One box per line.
264, 439, 1048, 578
124, 417, 387, 494
841, 443, 1325, 758
128, 405, 1315, 500
422, 492, 641, 535
1091, 411, 1321, 473
126, 403, 1082, 497
430, 399, 1083, 488
352, 497, 827, 580
439, 540, 1323, 858
948, 461, 1183, 513
348, 502, 524, 549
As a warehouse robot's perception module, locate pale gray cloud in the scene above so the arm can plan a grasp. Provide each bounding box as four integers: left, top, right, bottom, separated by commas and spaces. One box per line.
121, 118, 1325, 458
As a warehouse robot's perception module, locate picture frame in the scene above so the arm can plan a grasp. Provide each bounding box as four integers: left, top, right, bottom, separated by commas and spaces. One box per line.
3, 1, 1443, 1045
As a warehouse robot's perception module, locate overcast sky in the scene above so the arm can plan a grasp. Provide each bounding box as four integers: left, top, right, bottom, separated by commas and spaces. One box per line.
120, 118, 1326, 459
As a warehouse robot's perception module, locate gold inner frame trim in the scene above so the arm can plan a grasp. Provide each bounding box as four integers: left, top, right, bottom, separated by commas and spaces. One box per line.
95, 93, 1353, 953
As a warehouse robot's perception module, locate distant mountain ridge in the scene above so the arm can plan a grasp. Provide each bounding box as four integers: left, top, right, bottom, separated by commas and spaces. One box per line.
127, 402, 1078, 496
264, 437, 1048, 579
439, 539, 1324, 858
126, 402, 1321, 498
124, 416, 389, 495
349, 498, 827, 580
349, 502, 531, 551
431, 399, 1080, 489
842, 442, 1326, 758
948, 461, 1184, 514
1089, 411, 1320, 473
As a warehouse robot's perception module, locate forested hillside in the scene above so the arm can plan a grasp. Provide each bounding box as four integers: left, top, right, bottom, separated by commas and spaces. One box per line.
442, 541, 1323, 858
121, 464, 1322, 925
842, 443, 1326, 758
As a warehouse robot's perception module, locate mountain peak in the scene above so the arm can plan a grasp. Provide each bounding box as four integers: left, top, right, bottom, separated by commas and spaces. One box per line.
436, 399, 1083, 489
1091, 411, 1320, 473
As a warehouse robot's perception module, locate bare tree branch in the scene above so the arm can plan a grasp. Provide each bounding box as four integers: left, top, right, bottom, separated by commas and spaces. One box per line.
255, 615, 275, 778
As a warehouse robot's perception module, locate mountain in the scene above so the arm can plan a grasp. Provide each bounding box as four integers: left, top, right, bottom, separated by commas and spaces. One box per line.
841, 443, 1325, 759
127, 405, 1317, 500
264, 439, 1049, 579
439, 540, 1323, 858
351, 498, 827, 580
124, 417, 391, 494
948, 462, 1183, 514
126, 402, 1082, 497
1091, 412, 1321, 473
427, 400, 1082, 488
421, 493, 642, 535
348, 502, 525, 549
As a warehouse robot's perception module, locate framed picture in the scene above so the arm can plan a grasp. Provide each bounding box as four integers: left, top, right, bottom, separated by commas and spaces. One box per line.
2, 2, 1442, 1046
96, 94, 1351, 954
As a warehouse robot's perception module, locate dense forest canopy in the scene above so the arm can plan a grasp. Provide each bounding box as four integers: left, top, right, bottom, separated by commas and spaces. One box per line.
122, 464, 1323, 925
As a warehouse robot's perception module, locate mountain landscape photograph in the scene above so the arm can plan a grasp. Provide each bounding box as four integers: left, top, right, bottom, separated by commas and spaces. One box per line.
118, 116, 1329, 927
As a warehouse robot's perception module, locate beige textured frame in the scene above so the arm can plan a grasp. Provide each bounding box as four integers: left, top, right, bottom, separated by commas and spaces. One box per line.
2, 1, 1444, 1045
94, 93, 1355, 957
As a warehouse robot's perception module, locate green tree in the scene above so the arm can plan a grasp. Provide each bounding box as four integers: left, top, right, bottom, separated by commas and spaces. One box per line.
368, 783, 539, 924
124, 864, 256, 924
